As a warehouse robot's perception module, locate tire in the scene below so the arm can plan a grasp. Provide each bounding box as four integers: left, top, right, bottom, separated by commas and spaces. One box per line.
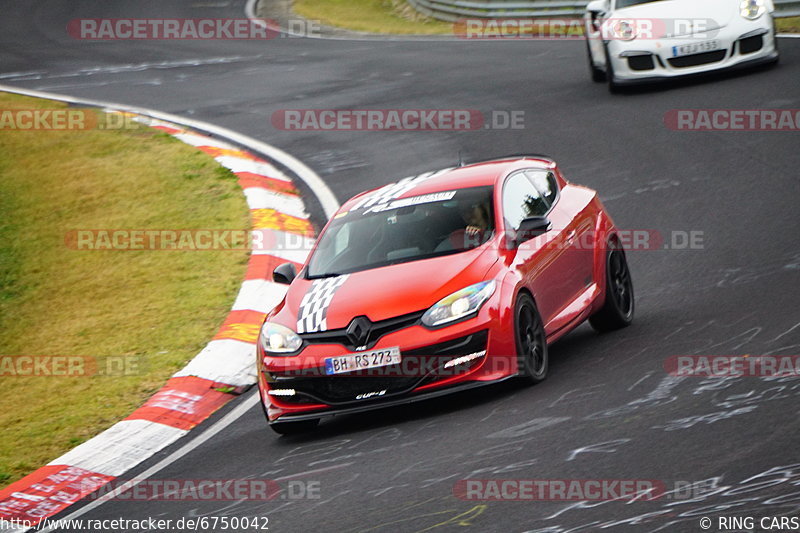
604, 44, 621, 93
270, 419, 320, 435
587, 39, 606, 82
514, 293, 549, 384
589, 242, 634, 332
259, 385, 320, 435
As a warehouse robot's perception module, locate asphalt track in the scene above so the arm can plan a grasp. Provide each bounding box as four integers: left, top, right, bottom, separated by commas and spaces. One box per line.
2, 1, 800, 532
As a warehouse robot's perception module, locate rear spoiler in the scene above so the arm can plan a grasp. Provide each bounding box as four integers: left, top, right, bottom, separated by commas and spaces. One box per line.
463, 153, 555, 167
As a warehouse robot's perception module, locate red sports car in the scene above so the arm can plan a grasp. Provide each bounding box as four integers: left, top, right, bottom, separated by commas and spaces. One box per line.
257, 155, 634, 434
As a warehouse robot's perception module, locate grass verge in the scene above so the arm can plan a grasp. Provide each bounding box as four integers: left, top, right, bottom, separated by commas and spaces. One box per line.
776, 16, 800, 33
293, 0, 452, 34
0, 92, 250, 487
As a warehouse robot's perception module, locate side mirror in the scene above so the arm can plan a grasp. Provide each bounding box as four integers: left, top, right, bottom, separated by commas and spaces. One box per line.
586, 0, 608, 32
586, 0, 607, 15
273, 263, 297, 285
513, 216, 551, 247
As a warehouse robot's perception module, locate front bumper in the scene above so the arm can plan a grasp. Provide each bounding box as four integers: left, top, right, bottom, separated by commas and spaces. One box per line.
269, 377, 515, 423
607, 17, 778, 84
257, 291, 517, 423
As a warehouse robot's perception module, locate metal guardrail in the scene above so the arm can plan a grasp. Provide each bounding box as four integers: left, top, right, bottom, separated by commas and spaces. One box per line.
775, 0, 800, 17
406, 0, 800, 22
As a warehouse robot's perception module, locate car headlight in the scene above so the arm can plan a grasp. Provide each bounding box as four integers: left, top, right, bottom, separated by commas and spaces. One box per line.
607, 19, 637, 41
740, 0, 766, 19
421, 281, 496, 328
259, 322, 302, 354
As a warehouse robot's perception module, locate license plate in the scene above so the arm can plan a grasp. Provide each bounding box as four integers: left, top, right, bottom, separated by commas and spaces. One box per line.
325, 347, 401, 375
672, 40, 719, 57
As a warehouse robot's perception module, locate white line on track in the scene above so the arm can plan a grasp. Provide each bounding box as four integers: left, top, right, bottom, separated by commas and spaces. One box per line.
36, 392, 260, 532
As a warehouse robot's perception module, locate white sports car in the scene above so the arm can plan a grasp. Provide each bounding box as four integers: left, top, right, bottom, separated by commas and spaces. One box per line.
584, 0, 780, 91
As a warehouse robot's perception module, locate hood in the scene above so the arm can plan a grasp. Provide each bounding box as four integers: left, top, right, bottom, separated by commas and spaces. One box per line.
282, 245, 499, 332
614, 0, 735, 38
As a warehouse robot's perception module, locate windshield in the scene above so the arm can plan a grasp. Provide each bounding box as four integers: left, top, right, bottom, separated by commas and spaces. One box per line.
615, 0, 669, 8
307, 186, 495, 278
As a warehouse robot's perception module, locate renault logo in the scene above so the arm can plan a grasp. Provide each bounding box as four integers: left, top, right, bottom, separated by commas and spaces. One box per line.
346, 316, 372, 348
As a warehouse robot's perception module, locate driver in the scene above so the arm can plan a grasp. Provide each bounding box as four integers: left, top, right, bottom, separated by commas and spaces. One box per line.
462, 202, 490, 237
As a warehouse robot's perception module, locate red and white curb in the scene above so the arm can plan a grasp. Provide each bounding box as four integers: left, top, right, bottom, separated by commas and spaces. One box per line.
0, 87, 336, 532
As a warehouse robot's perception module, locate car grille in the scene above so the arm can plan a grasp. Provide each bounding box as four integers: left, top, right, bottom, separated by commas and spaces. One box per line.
269, 331, 489, 406
300, 310, 424, 351
738, 34, 763, 55
668, 50, 727, 68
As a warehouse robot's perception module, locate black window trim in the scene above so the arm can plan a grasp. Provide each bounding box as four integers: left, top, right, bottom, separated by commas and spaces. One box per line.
501, 168, 561, 231
523, 168, 560, 211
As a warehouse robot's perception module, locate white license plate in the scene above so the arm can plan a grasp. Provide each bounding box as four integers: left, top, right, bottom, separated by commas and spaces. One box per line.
325, 347, 401, 375
672, 40, 719, 57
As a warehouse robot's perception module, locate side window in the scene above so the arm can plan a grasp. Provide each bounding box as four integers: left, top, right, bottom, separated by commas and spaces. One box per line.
333, 224, 350, 255
525, 170, 559, 206
502, 172, 549, 231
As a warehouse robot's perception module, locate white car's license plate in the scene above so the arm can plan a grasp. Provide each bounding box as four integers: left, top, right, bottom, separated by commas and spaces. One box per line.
672, 40, 719, 57
325, 347, 401, 375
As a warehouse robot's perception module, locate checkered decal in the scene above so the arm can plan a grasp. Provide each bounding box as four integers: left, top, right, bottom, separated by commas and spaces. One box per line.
350, 168, 454, 212
296, 275, 349, 333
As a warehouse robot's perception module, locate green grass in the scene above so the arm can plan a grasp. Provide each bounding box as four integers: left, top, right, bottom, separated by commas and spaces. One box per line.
0, 92, 250, 487
294, 0, 452, 34
776, 16, 800, 33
